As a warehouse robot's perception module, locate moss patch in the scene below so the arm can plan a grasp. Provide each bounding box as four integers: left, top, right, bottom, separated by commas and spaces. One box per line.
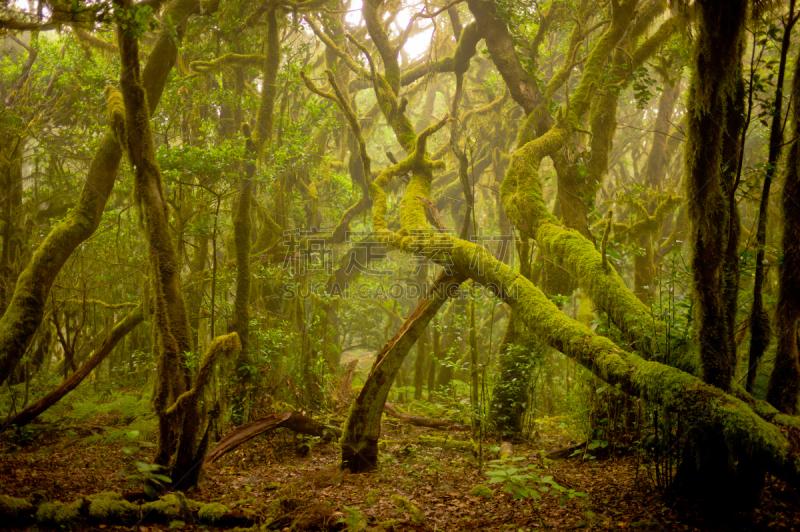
0, 494, 33, 518
36, 498, 84, 525
197, 502, 230, 523
365, 488, 381, 506
141, 493, 183, 520
469, 484, 494, 498
391, 495, 426, 526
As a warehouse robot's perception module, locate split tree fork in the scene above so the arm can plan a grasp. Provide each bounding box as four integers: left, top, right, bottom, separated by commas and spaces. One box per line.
114, 0, 242, 489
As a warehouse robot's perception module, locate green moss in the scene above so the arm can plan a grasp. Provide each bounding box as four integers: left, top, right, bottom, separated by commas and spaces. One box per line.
0, 494, 33, 518
391, 495, 426, 526
141, 494, 183, 520
190, 53, 265, 74
469, 484, 494, 498
197, 502, 230, 523
36, 498, 84, 524
364, 489, 381, 506
87, 492, 136, 520
104, 85, 126, 147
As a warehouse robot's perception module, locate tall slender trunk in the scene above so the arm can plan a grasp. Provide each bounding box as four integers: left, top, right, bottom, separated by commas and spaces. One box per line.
229, 6, 281, 420
747, 2, 796, 393
766, 45, 800, 415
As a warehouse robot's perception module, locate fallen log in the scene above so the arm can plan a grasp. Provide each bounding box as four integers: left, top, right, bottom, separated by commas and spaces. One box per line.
383, 402, 469, 431
204, 411, 342, 464
0, 492, 254, 528
381, 436, 475, 452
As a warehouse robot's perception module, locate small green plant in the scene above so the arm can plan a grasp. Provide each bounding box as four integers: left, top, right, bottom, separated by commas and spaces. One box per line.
118, 459, 171, 498
485, 456, 587, 505
114, 431, 170, 497
338, 505, 366, 531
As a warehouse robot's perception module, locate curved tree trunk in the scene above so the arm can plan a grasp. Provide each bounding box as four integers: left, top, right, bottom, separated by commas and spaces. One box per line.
341, 271, 464, 472
115, 0, 239, 490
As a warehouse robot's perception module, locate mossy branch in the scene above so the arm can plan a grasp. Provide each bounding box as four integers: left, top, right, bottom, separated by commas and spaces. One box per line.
601, 210, 613, 272
190, 53, 266, 74
165, 333, 241, 418
631, 17, 677, 70
304, 16, 372, 80
104, 86, 126, 148
74, 28, 118, 53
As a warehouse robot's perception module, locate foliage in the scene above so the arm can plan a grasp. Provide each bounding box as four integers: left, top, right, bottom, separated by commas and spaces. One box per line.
485, 455, 587, 505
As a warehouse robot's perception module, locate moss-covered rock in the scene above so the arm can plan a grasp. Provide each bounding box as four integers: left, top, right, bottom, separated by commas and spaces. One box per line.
197, 502, 230, 523
469, 484, 494, 498
0, 494, 33, 518
391, 495, 426, 526
36, 498, 84, 525
87, 492, 137, 520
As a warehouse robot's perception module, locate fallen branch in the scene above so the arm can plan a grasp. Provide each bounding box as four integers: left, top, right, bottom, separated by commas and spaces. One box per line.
381, 436, 475, 451
204, 411, 342, 464
337, 359, 359, 404
2, 305, 144, 429
383, 402, 469, 431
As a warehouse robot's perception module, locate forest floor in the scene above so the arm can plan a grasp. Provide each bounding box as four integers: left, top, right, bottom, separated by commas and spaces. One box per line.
0, 396, 799, 531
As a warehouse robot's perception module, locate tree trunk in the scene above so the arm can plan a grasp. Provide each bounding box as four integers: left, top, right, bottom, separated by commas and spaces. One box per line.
116, 0, 237, 490
766, 46, 800, 415
341, 271, 464, 472
748, 2, 796, 393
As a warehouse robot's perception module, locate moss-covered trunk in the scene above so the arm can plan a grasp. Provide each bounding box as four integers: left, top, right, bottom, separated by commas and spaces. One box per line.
0, 0, 198, 387
684, 0, 747, 391
229, 7, 282, 419
116, 0, 238, 489
0, 140, 23, 315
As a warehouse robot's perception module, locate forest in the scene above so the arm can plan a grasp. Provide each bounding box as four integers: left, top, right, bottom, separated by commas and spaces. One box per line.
1, 0, 800, 529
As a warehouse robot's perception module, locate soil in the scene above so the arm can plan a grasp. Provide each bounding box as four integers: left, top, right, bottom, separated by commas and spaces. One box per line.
1, 413, 798, 531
